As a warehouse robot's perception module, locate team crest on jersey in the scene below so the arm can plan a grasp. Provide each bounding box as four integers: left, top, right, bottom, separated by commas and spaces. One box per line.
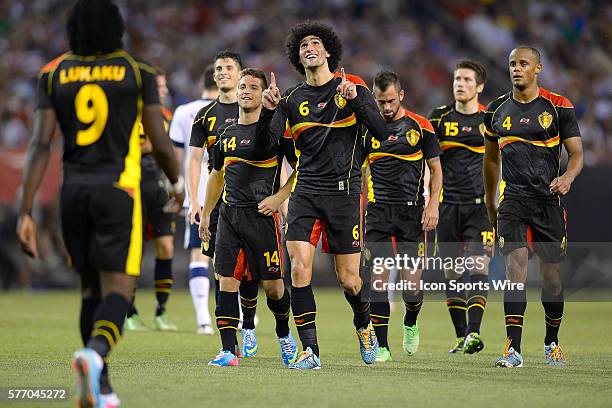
479, 123, 486, 136
498, 235, 505, 248
538, 111, 553, 129
406, 129, 420, 146
334, 94, 347, 109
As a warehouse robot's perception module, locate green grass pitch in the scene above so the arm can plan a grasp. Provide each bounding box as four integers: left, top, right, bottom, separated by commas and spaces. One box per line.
1, 289, 611, 407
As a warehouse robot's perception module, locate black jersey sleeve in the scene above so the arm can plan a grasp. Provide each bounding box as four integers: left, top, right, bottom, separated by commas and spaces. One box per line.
212, 136, 224, 172
35, 71, 52, 110
558, 104, 581, 141
136, 61, 160, 106
255, 107, 277, 150
189, 106, 209, 148
348, 86, 389, 139
422, 127, 442, 160
270, 94, 289, 143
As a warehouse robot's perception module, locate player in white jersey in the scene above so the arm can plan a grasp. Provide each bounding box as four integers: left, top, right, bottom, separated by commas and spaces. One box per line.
169, 65, 217, 334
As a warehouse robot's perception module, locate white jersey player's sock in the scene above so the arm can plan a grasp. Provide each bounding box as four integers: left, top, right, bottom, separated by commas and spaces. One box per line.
189, 262, 211, 326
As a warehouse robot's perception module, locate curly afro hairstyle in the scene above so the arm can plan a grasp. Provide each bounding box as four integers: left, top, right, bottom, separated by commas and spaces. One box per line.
285, 21, 343, 76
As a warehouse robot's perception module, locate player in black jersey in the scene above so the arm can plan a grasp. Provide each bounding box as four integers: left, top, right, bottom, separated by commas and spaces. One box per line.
483, 46, 583, 367
126, 69, 178, 332
429, 61, 491, 354
16, 1, 183, 406
188, 50, 260, 355
269, 21, 390, 369
365, 70, 442, 362
199, 69, 298, 367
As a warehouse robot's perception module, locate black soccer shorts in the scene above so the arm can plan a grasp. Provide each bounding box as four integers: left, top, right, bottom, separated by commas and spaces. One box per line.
61, 183, 142, 276
436, 203, 493, 258
365, 202, 424, 259
214, 204, 284, 281
285, 192, 362, 254
141, 179, 175, 240
497, 198, 568, 263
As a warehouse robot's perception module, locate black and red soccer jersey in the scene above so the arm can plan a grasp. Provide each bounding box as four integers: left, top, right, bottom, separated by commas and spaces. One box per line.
212, 108, 289, 207
36, 51, 159, 188
190, 99, 238, 174
429, 103, 486, 204
484, 88, 581, 203
271, 73, 388, 195
140, 107, 173, 182
364, 110, 441, 205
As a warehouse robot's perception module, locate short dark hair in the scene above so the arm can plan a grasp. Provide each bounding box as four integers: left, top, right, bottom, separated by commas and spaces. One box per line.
514, 46, 541, 63
239, 68, 268, 89
373, 70, 402, 93
201, 64, 217, 90
67, 0, 124, 56
214, 49, 243, 70
285, 21, 342, 75
454, 60, 487, 85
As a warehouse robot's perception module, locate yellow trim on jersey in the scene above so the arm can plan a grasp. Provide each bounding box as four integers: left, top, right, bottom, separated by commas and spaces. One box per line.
367, 151, 423, 163
290, 114, 357, 139
498, 135, 560, 148
368, 172, 375, 203
291, 146, 301, 193
223, 156, 278, 168
498, 179, 507, 204
439, 141, 485, 153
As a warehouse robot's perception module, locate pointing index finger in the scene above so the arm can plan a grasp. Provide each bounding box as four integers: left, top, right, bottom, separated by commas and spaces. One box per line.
270, 72, 276, 88
340, 67, 346, 80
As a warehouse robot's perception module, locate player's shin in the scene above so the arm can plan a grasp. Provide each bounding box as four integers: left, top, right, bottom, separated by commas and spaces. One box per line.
216, 291, 240, 352
445, 276, 467, 338
467, 273, 488, 334
370, 297, 390, 349
239, 279, 259, 330
154, 258, 173, 316
266, 288, 291, 338
88, 293, 131, 359
188, 261, 212, 326
542, 287, 563, 345
504, 287, 527, 353
291, 285, 319, 356
402, 289, 423, 326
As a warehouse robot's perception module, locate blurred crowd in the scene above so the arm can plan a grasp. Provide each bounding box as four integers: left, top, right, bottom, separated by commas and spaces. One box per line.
1, 0, 610, 163
0, 0, 610, 288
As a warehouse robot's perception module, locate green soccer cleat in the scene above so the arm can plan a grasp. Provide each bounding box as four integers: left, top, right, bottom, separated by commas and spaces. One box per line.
375, 346, 392, 363
449, 337, 465, 354
402, 324, 420, 356
463, 332, 485, 354
153, 312, 178, 331
544, 342, 566, 367
125, 314, 148, 331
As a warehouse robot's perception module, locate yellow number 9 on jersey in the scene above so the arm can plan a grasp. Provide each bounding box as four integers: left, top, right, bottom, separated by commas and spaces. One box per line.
75, 84, 109, 146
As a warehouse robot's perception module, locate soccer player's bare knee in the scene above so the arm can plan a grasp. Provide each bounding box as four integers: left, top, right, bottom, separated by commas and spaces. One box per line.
540, 262, 562, 295
469, 255, 489, 276
505, 248, 529, 283
288, 242, 314, 287
262, 279, 284, 300
154, 236, 174, 260
401, 268, 421, 296
444, 268, 462, 280
100, 272, 137, 300
190, 249, 209, 265
335, 253, 361, 294
219, 276, 240, 292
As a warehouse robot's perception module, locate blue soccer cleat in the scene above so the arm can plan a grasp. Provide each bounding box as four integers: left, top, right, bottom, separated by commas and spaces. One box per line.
545, 342, 566, 367
241, 328, 258, 357
288, 347, 322, 370
208, 350, 239, 367
356, 322, 379, 364
495, 339, 524, 368
71, 348, 103, 408
99, 392, 121, 408
277, 333, 298, 366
